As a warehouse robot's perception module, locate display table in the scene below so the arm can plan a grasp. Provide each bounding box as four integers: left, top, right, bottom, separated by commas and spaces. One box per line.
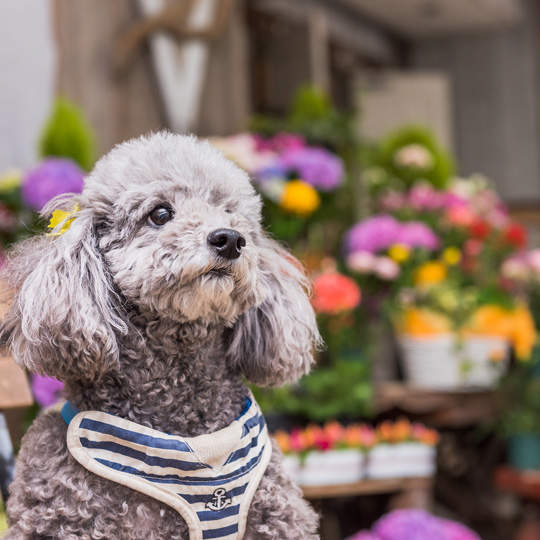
375, 382, 498, 427
301, 476, 433, 500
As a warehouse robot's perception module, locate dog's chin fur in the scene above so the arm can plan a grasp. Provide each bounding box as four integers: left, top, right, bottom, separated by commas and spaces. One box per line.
0, 132, 321, 540
139, 271, 262, 326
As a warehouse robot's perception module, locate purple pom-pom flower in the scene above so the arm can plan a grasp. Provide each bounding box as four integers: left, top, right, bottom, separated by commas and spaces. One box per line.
22, 158, 85, 211
31, 374, 64, 408
280, 147, 344, 191
344, 216, 439, 255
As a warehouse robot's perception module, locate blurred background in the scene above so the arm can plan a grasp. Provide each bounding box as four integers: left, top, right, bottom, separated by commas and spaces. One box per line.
2, 1, 540, 539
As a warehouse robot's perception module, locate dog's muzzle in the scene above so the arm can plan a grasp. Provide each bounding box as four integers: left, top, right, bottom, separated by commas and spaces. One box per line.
207, 229, 246, 260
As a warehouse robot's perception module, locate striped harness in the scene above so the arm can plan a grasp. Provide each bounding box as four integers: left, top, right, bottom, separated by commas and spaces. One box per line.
62, 397, 272, 540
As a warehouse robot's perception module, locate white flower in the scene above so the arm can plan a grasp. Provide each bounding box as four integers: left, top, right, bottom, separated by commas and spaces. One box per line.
393, 144, 433, 169
373, 256, 400, 280
347, 251, 376, 273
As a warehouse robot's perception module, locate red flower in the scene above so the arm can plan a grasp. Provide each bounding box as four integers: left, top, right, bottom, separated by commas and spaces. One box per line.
469, 219, 491, 239
312, 272, 361, 315
503, 223, 527, 249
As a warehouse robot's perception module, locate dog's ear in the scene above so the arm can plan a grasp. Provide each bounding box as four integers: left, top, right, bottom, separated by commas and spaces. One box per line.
0, 200, 127, 381
226, 234, 322, 387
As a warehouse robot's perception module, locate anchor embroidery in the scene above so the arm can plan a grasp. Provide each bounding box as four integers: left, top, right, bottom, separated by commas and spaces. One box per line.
206, 488, 232, 511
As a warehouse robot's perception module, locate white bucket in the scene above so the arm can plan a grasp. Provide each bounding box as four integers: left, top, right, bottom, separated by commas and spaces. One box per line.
398, 334, 508, 390
366, 442, 436, 479
299, 449, 365, 486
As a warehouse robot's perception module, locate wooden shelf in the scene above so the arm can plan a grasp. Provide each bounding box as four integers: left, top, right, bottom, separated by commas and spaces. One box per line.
301, 476, 433, 499
375, 382, 497, 427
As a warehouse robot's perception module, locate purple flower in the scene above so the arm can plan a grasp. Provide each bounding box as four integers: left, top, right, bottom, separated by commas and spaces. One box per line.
345, 216, 439, 255
345, 216, 403, 254
256, 163, 288, 182
31, 374, 64, 408
373, 509, 447, 540
280, 147, 344, 191
22, 158, 85, 211
397, 222, 440, 251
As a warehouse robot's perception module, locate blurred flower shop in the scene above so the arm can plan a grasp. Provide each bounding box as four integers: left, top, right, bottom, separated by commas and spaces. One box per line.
2, 1, 540, 539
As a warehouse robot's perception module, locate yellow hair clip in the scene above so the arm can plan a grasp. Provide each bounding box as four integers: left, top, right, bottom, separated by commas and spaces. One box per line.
47, 204, 80, 236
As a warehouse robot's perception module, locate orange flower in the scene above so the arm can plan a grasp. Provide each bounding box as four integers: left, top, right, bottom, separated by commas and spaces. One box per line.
464, 304, 535, 360
393, 417, 412, 442
273, 430, 291, 454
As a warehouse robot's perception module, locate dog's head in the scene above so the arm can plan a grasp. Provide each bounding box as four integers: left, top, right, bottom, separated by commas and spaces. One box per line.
1, 133, 320, 386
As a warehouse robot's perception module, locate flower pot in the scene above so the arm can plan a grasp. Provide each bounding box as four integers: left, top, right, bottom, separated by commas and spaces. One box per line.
366, 442, 436, 479
299, 449, 365, 486
398, 334, 508, 390
508, 433, 540, 470
281, 454, 302, 484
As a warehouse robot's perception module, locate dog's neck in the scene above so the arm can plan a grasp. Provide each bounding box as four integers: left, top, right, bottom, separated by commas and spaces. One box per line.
63, 315, 247, 438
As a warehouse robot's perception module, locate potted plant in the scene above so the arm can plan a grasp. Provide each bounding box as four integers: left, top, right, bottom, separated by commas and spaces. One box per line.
497, 363, 540, 470
345, 128, 536, 389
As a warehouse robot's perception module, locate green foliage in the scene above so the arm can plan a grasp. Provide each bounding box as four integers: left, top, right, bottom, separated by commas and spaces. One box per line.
0, 499, 6, 533
39, 97, 96, 171
368, 125, 454, 191
252, 356, 373, 422
497, 353, 540, 437
249, 85, 359, 155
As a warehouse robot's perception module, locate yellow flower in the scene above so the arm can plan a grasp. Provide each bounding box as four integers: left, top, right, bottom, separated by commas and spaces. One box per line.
442, 247, 461, 265
279, 180, 321, 217
414, 261, 447, 286
388, 244, 410, 263
394, 308, 451, 337
47, 204, 80, 236
0, 168, 22, 192
464, 304, 536, 361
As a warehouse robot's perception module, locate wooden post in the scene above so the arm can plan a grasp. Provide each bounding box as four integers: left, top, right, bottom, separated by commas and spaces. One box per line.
307, 4, 330, 95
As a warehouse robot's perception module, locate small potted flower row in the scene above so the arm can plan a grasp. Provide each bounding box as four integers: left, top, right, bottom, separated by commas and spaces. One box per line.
273, 418, 439, 486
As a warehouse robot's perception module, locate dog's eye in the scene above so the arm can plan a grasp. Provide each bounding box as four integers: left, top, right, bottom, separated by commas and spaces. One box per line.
148, 206, 173, 227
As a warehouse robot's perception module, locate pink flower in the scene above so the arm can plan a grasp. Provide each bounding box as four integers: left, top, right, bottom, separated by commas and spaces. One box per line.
528, 249, 540, 272
289, 429, 307, 453
407, 185, 446, 211
347, 251, 377, 273
271, 133, 306, 153
447, 206, 476, 227
501, 257, 530, 282
464, 239, 483, 257
373, 257, 400, 280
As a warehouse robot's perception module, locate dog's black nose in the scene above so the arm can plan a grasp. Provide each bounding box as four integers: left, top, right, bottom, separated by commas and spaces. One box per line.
207, 229, 246, 260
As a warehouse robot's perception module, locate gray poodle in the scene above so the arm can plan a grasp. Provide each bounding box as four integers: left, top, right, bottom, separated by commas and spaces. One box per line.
0, 133, 321, 540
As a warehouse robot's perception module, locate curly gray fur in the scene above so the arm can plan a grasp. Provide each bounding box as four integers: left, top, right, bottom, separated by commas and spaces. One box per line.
0, 133, 321, 540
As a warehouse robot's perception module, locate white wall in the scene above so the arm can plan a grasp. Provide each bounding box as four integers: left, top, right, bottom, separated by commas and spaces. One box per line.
0, 0, 56, 170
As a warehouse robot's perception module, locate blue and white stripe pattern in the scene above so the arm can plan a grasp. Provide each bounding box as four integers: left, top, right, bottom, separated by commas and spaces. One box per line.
63, 397, 272, 540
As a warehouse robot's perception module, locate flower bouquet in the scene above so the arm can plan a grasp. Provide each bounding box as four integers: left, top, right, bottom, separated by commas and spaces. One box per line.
365, 418, 438, 479
274, 421, 375, 486
349, 134, 536, 389
273, 418, 439, 486
209, 131, 346, 250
